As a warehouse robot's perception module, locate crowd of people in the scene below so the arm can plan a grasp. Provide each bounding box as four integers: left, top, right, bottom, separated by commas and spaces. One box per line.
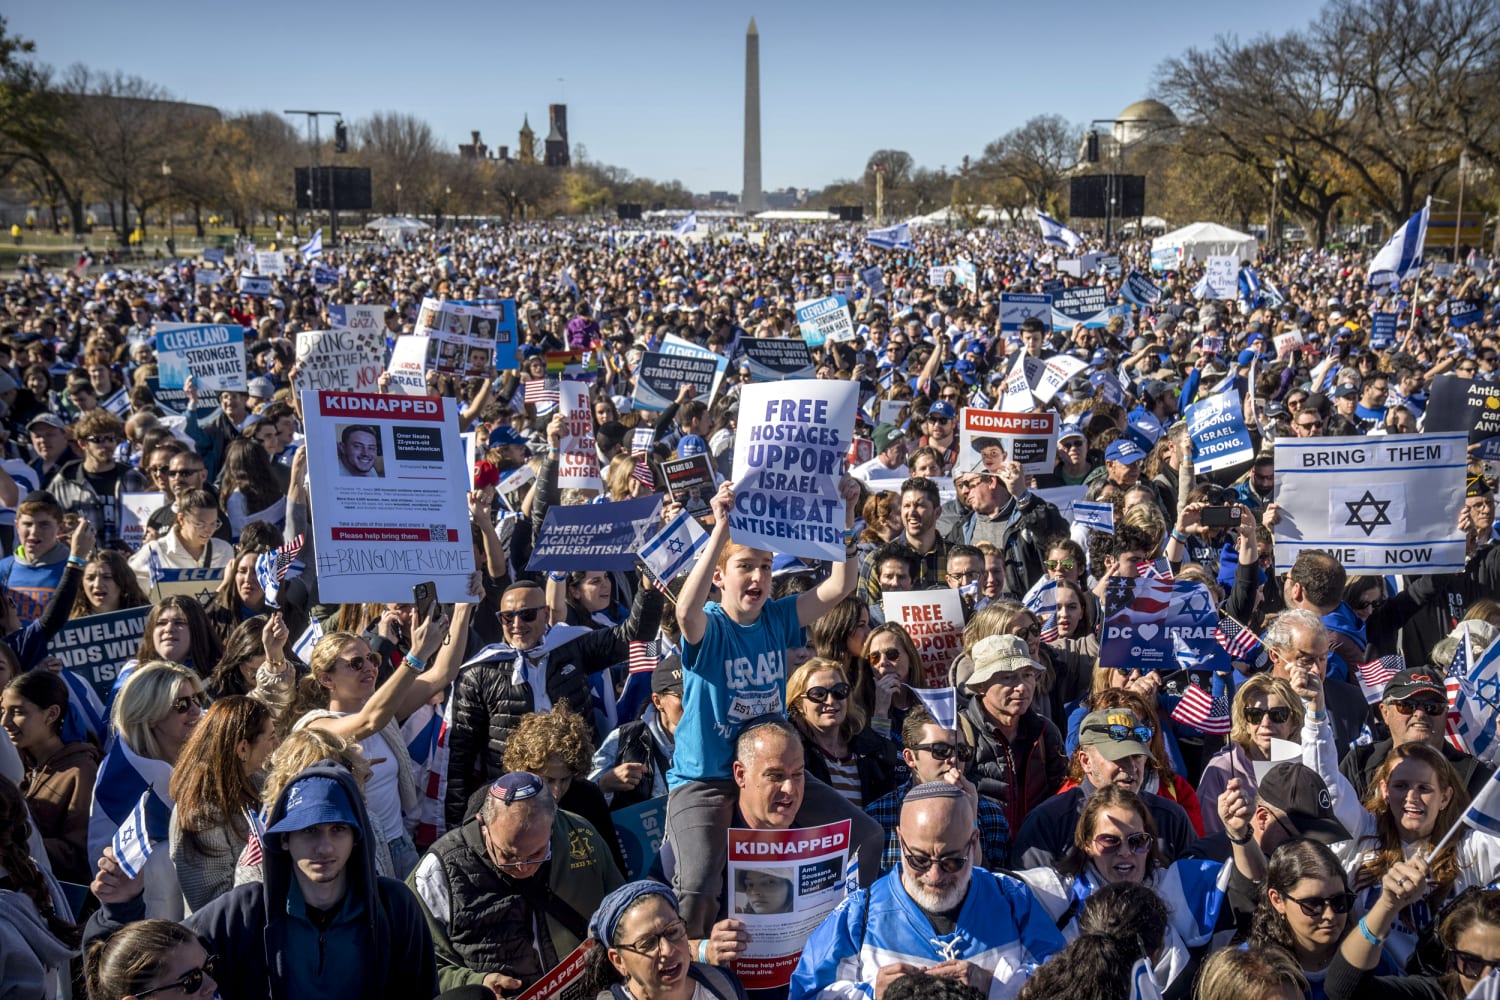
0, 215, 1498, 1000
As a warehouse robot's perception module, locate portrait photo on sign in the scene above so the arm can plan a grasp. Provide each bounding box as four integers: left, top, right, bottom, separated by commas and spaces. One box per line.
335, 423, 384, 478
735, 867, 795, 915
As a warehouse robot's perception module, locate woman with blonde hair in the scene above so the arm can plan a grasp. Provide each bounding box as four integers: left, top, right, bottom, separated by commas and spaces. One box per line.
1195, 946, 1307, 1000
604, 452, 654, 501
1197, 674, 1304, 836
785, 657, 898, 809
88, 660, 205, 920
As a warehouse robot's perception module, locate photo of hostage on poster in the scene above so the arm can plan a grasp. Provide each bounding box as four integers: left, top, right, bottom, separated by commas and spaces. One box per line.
726, 820, 852, 990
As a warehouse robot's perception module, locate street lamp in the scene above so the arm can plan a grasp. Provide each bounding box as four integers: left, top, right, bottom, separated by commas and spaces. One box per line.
161, 161, 175, 257
395, 182, 402, 216
1455, 150, 1469, 260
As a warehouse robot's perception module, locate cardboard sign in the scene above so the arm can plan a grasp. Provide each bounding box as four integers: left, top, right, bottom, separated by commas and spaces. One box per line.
155, 323, 247, 392
48, 607, 149, 705
237, 274, 271, 298
957, 408, 1057, 475
295, 329, 385, 394
883, 590, 965, 688
1203, 256, 1238, 300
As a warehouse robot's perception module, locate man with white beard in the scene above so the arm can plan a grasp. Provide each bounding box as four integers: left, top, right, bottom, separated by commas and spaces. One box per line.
788, 783, 1064, 1000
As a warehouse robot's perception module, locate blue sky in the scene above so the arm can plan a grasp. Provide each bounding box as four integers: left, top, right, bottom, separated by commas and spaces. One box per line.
12, 0, 1321, 193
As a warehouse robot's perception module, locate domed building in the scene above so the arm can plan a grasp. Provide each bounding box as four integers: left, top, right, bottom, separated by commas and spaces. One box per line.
1112, 99, 1178, 146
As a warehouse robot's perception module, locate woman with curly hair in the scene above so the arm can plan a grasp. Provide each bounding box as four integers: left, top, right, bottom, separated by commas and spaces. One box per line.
0, 777, 78, 996
859, 492, 901, 546
502, 702, 627, 873
68, 548, 149, 619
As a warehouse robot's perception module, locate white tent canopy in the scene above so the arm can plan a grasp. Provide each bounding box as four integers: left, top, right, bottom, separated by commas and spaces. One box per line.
1151, 222, 1258, 265
365, 216, 431, 241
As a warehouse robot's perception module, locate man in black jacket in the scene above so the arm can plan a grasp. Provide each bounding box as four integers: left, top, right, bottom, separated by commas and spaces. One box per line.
1263, 609, 1368, 755
445, 579, 663, 829
946, 460, 1066, 600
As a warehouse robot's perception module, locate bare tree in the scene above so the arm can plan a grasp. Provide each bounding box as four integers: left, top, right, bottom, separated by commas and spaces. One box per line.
980, 114, 1083, 210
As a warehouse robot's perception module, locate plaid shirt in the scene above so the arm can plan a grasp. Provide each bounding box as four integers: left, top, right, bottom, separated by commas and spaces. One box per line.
865, 780, 1011, 874
860, 533, 951, 606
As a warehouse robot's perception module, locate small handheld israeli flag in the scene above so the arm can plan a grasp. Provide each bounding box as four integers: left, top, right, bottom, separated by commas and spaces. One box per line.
300, 228, 323, 259
113, 789, 171, 879
908, 685, 957, 729
1368, 198, 1430, 286
639, 509, 709, 581
1129, 957, 1164, 1000
1035, 210, 1083, 252
866, 223, 912, 250
673, 212, 697, 237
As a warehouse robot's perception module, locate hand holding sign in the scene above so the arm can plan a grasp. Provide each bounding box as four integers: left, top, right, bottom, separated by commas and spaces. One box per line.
710, 481, 735, 523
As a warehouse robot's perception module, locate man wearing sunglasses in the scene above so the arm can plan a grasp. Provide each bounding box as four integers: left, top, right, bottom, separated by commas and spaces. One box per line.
89, 762, 438, 1000
1339, 668, 1496, 802
791, 782, 1063, 1000
864, 704, 1011, 874
46, 408, 146, 549
446, 578, 664, 829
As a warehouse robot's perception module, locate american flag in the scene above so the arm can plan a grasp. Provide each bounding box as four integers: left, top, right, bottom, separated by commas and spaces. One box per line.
629, 639, 659, 674
631, 460, 655, 490
1215, 614, 1268, 670
524, 378, 560, 410
1171, 684, 1232, 734
273, 534, 304, 582
1137, 558, 1174, 582
1355, 655, 1405, 704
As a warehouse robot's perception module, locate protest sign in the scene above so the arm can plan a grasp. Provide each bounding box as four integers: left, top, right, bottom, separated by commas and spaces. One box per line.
1186, 389, 1254, 473
295, 329, 384, 394
795, 295, 853, 347
999, 362, 1035, 412
1203, 256, 1238, 299
327, 304, 386, 335
202, 247, 225, 266
1051, 286, 1122, 329
237, 274, 271, 298
1101, 576, 1230, 674
150, 567, 224, 604
1273, 433, 1467, 573
1371, 313, 1397, 350
155, 323, 247, 392
144, 377, 187, 415
999, 293, 1053, 333
194, 269, 220, 287
660, 453, 716, 517
513, 942, 588, 1000
48, 608, 149, 704
878, 400, 907, 427
386, 335, 434, 396
1274, 329, 1304, 359
1150, 246, 1180, 272
558, 381, 601, 490
527, 494, 662, 572
632, 351, 720, 411
883, 589, 964, 688
1098, 254, 1122, 277
1057, 259, 1083, 278
495, 464, 535, 512
254, 250, 287, 276
412, 297, 475, 374
929, 265, 952, 285
301, 391, 473, 602
121, 491, 164, 551
1119, 272, 1162, 309
1425, 376, 1500, 456
456, 298, 519, 371
860, 265, 884, 295
612, 796, 667, 881
741, 338, 815, 381
312, 266, 338, 286
730, 381, 855, 562
1034, 354, 1090, 404
953, 260, 977, 289
1074, 499, 1115, 534
958, 408, 1056, 475
727, 820, 852, 990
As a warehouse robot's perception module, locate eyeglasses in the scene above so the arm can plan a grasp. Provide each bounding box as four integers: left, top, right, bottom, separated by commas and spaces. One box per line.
804, 683, 851, 703
927, 416, 952, 424
1046, 559, 1076, 571
1389, 700, 1447, 718
169, 695, 205, 715
82, 434, 118, 445
1245, 706, 1293, 725
1084, 723, 1154, 745
1451, 949, 1500, 979
1352, 598, 1386, 612
1092, 832, 1153, 855
135, 956, 217, 998
168, 467, 205, 478
1281, 891, 1355, 917
1296, 420, 1324, 430
1010, 623, 1042, 640
911, 741, 973, 763
616, 919, 690, 957
483, 824, 552, 870
337, 653, 381, 671
499, 606, 544, 626
898, 836, 969, 874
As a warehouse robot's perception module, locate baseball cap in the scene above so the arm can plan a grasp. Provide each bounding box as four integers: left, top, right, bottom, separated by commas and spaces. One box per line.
1058, 421, 1085, 444
928, 400, 957, 420
247, 377, 275, 399
1256, 762, 1352, 845
1333, 384, 1357, 399
964, 634, 1046, 692
873, 423, 905, 453
1382, 668, 1445, 703
265, 775, 362, 836
651, 654, 683, 696
1105, 439, 1146, 465
26, 413, 68, 432
1078, 708, 1152, 762
488, 425, 528, 449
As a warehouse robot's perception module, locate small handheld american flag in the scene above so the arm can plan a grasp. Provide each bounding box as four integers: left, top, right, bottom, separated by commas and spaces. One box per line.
1214, 614, 1268, 671
1137, 558, 1174, 582
524, 378, 560, 410
1171, 685, 1232, 734
629, 639, 659, 674
1357, 654, 1404, 691
631, 460, 655, 490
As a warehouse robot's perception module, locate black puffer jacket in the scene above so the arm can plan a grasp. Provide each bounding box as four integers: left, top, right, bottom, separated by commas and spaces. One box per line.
959, 698, 1068, 837
797, 725, 903, 807
444, 585, 663, 828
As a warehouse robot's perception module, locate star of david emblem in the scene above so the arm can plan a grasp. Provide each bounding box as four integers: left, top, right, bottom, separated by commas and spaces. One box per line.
1343, 490, 1393, 536
666, 537, 685, 554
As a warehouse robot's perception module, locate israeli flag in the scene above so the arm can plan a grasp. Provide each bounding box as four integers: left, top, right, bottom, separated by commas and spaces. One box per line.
1035, 210, 1083, 252
1466, 970, 1500, 1000
673, 212, 697, 237
1368, 198, 1430, 286
300, 228, 323, 259
113, 789, 171, 879
907, 685, 957, 729
1458, 768, 1500, 838
1238, 266, 1262, 307
639, 509, 709, 581
866, 223, 913, 250
89, 736, 174, 869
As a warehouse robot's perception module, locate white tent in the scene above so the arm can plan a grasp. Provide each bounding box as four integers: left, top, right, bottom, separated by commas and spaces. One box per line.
1151, 222, 1257, 265
365, 216, 430, 242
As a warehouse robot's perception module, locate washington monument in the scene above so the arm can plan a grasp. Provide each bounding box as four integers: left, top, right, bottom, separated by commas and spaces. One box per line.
742, 17, 764, 213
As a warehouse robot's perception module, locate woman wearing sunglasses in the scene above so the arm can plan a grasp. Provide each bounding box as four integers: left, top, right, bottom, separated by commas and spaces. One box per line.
859, 622, 925, 743
1197, 675, 1305, 837
1249, 840, 1359, 996
84, 918, 217, 1000
785, 657, 898, 809
1330, 880, 1500, 1000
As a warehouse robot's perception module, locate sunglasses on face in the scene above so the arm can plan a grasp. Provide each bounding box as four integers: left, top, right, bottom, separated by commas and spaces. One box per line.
1046, 559, 1076, 571
1011, 623, 1042, 640
804, 683, 851, 704
499, 606, 544, 626
1451, 949, 1500, 979
911, 741, 973, 763
1084, 723, 1154, 745
1245, 706, 1293, 725
83, 434, 118, 445
1093, 832, 1153, 855
136, 956, 217, 998
899, 839, 968, 874
337, 653, 381, 671
1297, 420, 1324, 430
1389, 700, 1447, 717
1353, 598, 1387, 612
169, 467, 205, 478
870, 647, 903, 663
1282, 891, 1356, 917
169, 694, 205, 715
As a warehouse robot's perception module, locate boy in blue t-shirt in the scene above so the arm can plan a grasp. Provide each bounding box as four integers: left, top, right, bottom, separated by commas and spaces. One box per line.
0, 493, 71, 625
666, 479, 883, 935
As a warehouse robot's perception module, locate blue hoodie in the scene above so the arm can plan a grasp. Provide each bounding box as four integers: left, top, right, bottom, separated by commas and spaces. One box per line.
1321, 602, 1367, 684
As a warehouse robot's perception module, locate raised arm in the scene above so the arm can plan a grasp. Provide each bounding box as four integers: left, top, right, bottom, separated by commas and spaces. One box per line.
308, 604, 452, 742
678, 481, 733, 646
796, 476, 860, 627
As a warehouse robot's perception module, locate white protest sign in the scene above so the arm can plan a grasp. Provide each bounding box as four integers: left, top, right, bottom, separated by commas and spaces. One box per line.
255, 250, 287, 276
328, 304, 388, 335
883, 589, 964, 688
194, 269, 220, 287
860, 266, 885, 296
1203, 256, 1238, 300
558, 380, 601, 490
999, 360, 1035, 412
121, 492, 164, 551
1034, 354, 1089, 404
386, 335, 433, 396
731, 381, 855, 562
1273, 432, 1467, 573
295, 329, 385, 394
155, 323, 247, 391
794, 295, 853, 347
1274, 329, 1304, 360
301, 390, 474, 602
661, 333, 728, 402
958, 408, 1057, 475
